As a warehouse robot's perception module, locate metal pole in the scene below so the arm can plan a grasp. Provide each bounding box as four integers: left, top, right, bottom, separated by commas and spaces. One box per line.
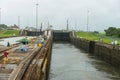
40, 22, 42, 32
0, 8, 1, 24
87, 10, 89, 32
36, 3, 39, 36
67, 19, 69, 31
18, 16, 20, 28
86, 10, 90, 39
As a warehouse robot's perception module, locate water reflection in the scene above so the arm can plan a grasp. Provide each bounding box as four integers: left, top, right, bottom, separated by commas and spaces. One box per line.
49, 43, 120, 80
90, 59, 120, 80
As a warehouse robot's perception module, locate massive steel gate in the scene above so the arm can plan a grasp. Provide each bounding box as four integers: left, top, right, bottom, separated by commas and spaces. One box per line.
52, 31, 71, 42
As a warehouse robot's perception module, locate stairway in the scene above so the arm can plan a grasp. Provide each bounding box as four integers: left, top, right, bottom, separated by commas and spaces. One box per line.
0, 74, 10, 80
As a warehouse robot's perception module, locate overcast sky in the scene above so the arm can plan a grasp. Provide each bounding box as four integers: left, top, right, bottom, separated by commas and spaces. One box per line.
0, 0, 120, 31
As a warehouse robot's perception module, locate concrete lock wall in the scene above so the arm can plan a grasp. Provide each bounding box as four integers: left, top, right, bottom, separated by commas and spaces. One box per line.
71, 37, 120, 69
71, 37, 90, 52
94, 42, 120, 68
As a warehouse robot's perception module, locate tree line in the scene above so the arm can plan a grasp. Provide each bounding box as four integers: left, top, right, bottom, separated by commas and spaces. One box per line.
104, 27, 120, 37
0, 24, 8, 30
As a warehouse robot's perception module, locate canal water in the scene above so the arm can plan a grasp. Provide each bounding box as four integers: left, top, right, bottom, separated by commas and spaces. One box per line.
49, 43, 120, 80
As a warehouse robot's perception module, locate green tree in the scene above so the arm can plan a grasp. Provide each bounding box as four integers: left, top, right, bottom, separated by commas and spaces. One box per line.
116, 28, 120, 37
104, 27, 117, 36
0, 24, 8, 30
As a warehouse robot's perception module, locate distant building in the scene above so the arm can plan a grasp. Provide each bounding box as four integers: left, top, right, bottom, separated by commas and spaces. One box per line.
10, 24, 20, 30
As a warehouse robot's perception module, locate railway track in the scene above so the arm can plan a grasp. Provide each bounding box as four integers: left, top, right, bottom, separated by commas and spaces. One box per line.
0, 43, 21, 61
22, 38, 51, 80
0, 43, 20, 53
9, 37, 52, 80
0, 40, 36, 80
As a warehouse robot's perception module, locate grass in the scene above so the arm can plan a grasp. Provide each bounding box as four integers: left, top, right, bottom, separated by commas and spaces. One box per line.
76, 31, 120, 44
0, 30, 20, 37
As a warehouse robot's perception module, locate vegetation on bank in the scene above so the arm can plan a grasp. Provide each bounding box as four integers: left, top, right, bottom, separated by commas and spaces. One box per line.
76, 31, 120, 44
0, 30, 20, 37
104, 27, 120, 37
0, 24, 20, 37
0, 24, 8, 30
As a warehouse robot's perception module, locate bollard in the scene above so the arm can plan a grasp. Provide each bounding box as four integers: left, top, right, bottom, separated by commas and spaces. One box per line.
38, 43, 42, 47
16, 57, 20, 62
1, 57, 8, 70
7, 42, 10, 47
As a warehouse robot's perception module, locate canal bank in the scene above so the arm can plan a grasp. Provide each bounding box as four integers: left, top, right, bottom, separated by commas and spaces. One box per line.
49, 43, 120, 80
71, 37, 120, 69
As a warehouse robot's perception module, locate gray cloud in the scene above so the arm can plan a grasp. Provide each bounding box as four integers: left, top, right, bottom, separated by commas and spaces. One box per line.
0, 0, 120, 31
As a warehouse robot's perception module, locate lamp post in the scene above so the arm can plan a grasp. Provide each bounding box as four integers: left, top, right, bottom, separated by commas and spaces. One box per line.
67, 19, 69, 31
18, 16, 20, 28
87, 10, 89, 32
36, 3, 39, 36
40, 22, 42, 32
86, 10, 90, 39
